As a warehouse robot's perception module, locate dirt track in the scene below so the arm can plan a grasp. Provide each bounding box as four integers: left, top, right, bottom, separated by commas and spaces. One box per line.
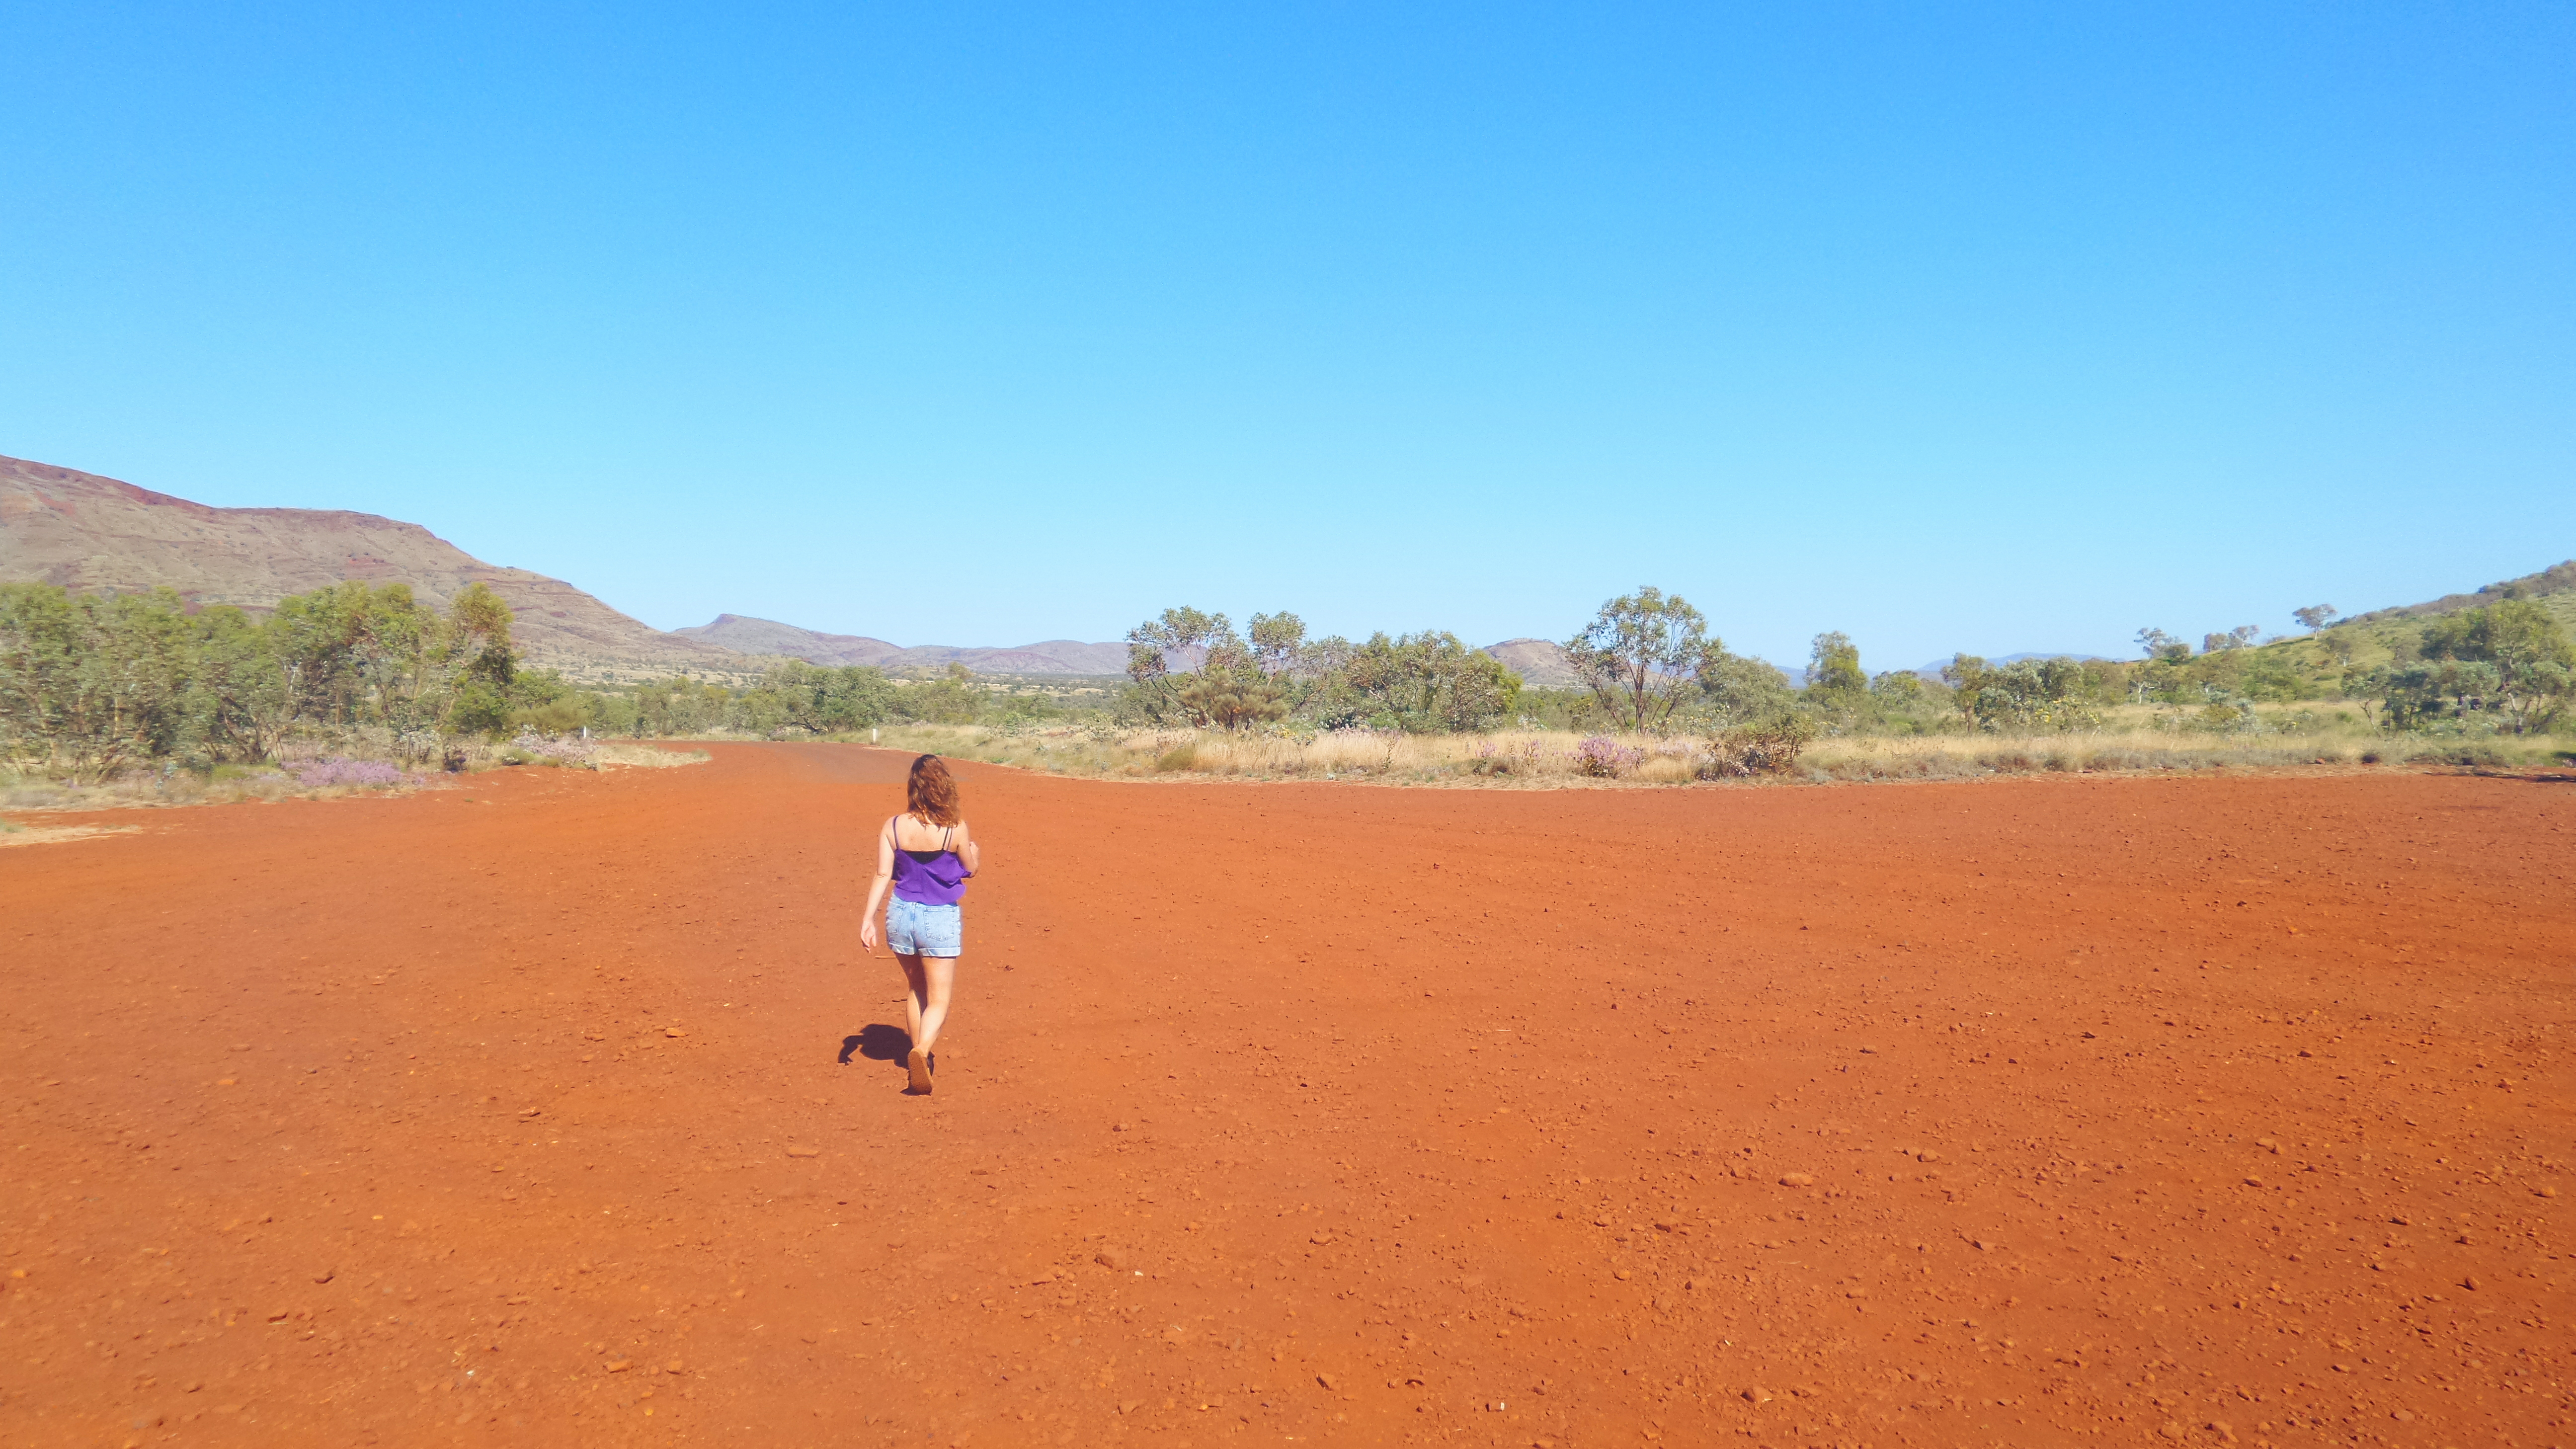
1, 745, 2569, 1448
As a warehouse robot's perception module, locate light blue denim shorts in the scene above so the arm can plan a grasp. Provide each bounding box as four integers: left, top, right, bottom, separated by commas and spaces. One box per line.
886, 897, 964, 958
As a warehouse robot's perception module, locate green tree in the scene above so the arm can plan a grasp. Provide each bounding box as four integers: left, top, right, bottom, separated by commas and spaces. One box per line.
1693, 649, 1793, 726
1802, 631, 1868, 728
2414, 599, 2574, 731
757, 661, 895, 734
1334, 632, 1519, 732
1178, 670, 1290, 730
2292, 604, 2338, 632
1125, 606, 1232, 724
1564, 587, 1716, 732
1940, 654, 2097, 732
900, 664, 984, 725
0, 585, 198, 782
188, 605, 293, 761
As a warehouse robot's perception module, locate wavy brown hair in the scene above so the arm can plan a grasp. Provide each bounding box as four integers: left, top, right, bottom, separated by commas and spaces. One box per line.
905, 754, 962, 827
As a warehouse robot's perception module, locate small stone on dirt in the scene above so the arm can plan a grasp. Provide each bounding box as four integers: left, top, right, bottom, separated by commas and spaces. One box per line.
664, 1360, 684, 1373
1779, 1173, 1814, 1188
664, 1028, 685, 1039
785, 1145, 819, 1158
1095, 1249, 1130, 1271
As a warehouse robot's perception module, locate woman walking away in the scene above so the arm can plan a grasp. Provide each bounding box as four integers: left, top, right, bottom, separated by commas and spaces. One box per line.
860, 755, 981, 1094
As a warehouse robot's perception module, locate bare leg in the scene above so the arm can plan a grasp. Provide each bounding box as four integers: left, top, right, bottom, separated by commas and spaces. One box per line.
897, 955, 928, 1046
917, 956, 957, 1055
895, 952, 957, 1092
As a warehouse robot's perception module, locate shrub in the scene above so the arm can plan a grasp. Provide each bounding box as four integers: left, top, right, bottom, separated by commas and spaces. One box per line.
1701, 715, 1815, 777
1574, 735, 1644, 777
287, 757, 411, 788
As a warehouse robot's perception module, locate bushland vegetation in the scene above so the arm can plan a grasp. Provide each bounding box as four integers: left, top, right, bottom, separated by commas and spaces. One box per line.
8, 568, 2569, 795
0, 579, 565, 786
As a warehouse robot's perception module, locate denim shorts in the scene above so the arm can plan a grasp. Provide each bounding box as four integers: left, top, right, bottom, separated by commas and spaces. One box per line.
886, 897, 964, 958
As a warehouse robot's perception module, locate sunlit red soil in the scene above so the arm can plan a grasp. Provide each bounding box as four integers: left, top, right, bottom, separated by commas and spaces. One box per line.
1, 745, 2567, 1447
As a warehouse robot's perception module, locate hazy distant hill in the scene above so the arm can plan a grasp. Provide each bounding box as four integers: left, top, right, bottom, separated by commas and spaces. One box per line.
676, 614, 1131, 675
0, 454, 754, 683
1912, 650, 2111, 677
1481, 638, 1582, 687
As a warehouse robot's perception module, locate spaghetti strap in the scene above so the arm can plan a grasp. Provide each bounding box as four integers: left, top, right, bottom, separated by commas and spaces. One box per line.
941, 825, 954, 851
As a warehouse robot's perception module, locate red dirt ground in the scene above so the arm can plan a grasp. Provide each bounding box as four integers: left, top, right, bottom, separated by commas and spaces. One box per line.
1, 745, 2569, 1449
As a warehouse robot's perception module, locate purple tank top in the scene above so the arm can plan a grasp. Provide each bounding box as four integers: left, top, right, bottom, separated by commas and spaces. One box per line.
889, 819, 969, 905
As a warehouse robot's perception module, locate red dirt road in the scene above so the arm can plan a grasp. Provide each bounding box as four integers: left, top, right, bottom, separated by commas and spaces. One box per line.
2, 746, 2569, 1448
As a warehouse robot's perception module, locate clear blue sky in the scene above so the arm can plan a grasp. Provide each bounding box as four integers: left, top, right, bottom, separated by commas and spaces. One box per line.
4, 3, 2570, 669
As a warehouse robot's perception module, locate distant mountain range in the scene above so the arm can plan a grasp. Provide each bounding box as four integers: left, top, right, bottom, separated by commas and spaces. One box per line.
672, 614, 1131, 676
0, 453, 1565, 683
1910, 650, 2112, 677
9, 452, 2560, 689
0, 454, 750, 682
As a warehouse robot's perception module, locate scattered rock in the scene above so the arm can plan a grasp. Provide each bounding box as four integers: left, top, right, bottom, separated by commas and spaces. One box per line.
1779, 1173, 1814, 1188
1742, 1385, 1772, 1404
785, 1145, 819, 1159
1612, 1268, 1632, 1281
664, 1360, 684, 1373
2461, 1276, 2480, 1291
1916, 1150, 1941, 1163
518, 1108, 540, 1119
664, 1028, 686, 1039
1095, 1249, 1130, 1272
1314, 1373, 1336, 1391
606, 1360, 633, 1373
311, 1269, 334, 1284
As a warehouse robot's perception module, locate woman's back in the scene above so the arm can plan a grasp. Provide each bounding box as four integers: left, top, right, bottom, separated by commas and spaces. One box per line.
888, 814, 970, 904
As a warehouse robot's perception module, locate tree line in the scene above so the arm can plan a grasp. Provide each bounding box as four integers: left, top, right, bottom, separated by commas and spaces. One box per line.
0, 580, 528, 782
6, 578, 2568, 781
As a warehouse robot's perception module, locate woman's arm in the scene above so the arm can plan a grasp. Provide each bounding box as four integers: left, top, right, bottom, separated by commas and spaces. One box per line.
956, 820, 981, 876
857, 817, 896, 953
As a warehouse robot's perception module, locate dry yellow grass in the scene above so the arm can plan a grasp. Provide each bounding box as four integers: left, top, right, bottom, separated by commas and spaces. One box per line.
877, 714, 2566, 788
592, 742, 711, 769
